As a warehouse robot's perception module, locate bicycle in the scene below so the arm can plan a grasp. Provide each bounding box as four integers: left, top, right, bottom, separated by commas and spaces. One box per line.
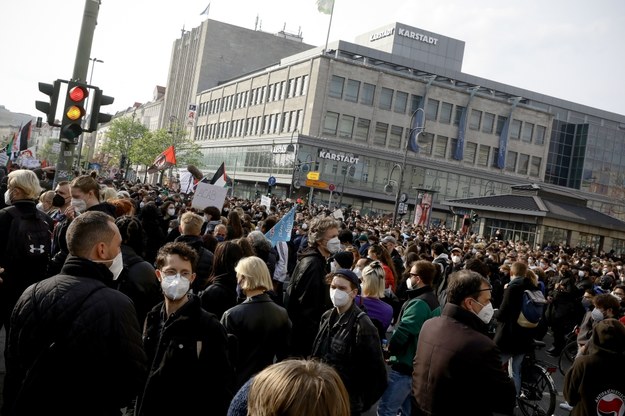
558, 326, 579, 375
517, 340, 557, 416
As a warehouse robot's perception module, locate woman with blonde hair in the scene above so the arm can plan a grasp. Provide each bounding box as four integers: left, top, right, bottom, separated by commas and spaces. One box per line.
245, 359, 350, 416
221, 256, 291, 390
355, 260, 394, 334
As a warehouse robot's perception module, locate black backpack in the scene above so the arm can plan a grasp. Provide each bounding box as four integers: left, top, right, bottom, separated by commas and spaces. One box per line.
6, 207, 51, 274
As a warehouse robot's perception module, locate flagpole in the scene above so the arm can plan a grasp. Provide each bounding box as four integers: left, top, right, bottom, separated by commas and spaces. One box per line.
323, 0, 336, 54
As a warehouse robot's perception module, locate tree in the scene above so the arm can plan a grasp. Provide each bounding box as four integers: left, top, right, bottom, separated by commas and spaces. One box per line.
38, 138, 59, 165
101, 117, 149, 169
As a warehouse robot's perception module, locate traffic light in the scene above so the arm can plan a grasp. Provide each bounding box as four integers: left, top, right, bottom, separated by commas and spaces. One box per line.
471, 211, 479, 224
59, 81, 89, 144
87, 87, 114, 132
35, 80, 61, 126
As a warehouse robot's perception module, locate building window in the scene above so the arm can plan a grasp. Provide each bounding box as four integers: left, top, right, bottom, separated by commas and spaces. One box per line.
491, 147, 500, 168
329, 75, 344, 98
280, 81, 287, 100
478, 145, 490, 166
482, 112, 495, 134
295, 77, 303, 97
410, 95, 423, 113
434, 135, 448, 158
394, 91, 408, 113
301, 75, 309, 96
506, 151, 517, 172
522, 122, 534, 143
510, 119, 522, 140
389, 125, 402, 148
518, 153, 530, 175
449, 138, 459, 159
530, 156, 541, 176
288, 79, 296, 98
338, 115, 355, 138
496, 115, 508, 135
323, 112, 339, 135
345, 79, 360, 102
426, 99, 439, 121
361, 83, 376, 106
535, 125, 546, 145
465, 142, 477, 164
379, 87, 393, 110
355, 118, 370, 141
374, 122, 388, 146
469, 109, 482, 131
454, 106, 465, 126
439, 102, 453, 124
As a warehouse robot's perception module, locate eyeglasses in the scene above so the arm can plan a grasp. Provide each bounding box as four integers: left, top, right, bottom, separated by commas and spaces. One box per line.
409, 272, 419, 278
162, 270, 193, 279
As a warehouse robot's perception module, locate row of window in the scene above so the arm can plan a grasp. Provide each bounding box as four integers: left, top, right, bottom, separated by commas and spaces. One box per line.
194, 110, 303, 140
328, 75, 547, 145
321, 111, 541, 176
198, 75, 309, 116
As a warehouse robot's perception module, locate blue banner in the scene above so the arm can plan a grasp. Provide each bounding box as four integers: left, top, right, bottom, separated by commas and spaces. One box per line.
454, 105, 468, 160
264, 207, 296, 247
497, 117, 510, 169
409, 96, 426, 152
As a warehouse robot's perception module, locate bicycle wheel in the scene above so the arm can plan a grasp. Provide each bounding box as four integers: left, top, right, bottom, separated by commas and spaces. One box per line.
558, 341, 577, 375
518, 363, 557, 416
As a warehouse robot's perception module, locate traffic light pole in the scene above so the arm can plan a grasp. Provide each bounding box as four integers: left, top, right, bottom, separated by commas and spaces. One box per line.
53, 0, 100, 186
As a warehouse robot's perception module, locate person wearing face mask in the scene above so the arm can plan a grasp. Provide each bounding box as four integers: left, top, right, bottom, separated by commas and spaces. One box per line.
311, 269, 387, 416
3, 211, 147, 416
137, 242, 234, 416
575, 293, 620, 357
48, 175, 117, 277
412, 270, 516, 416
285, 216, 340, 357
378, 260, 439, 416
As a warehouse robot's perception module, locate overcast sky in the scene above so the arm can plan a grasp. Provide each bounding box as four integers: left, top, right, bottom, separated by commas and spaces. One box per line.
2, 0, 624, 117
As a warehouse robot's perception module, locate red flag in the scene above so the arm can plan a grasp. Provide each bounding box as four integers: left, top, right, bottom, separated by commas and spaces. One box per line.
147, 145, 176, 174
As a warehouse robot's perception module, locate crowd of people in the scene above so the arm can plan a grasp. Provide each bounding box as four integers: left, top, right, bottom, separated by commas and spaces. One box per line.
0, 165, 624, 415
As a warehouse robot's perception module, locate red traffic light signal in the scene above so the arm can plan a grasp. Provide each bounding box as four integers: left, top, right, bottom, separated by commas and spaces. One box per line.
60, 82, 89, 144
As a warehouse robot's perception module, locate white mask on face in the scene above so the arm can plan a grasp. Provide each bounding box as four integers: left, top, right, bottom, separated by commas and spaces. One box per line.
353, 268, 362, 280
93, 251, 124, 280
168, 208, 176, 216
330, 288, 350, 308
161, 274, 191, 301
451, 255, 461, 264
406, 276, 414, 290
71, 198, 87, 213
330, 261, 338, 273
472, 299, 494, 324
4, 190, 12, 206
326, 237, 341, 254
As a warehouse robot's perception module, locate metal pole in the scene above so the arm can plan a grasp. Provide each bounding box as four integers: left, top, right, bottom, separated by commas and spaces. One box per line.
53, 0, 100, 186
232, 156, 238, 197
323, 0, 336, 54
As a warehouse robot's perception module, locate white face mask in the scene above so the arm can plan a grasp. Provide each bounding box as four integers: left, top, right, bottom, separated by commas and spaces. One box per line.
36, 202, 44, 211
330, 261, 338, 273
472, 299, 494, 324
406, 276, 414, 290
326, 237, 341, 254
140, 202, 145, 209
451, 255, 461, 264
353, 268, 362, 280
4, 190, 12, 206
591, 308, 604, 322
71, 198, 87, 213
578, 270, 585, 278
161, 274, 191, 301
330, 288, 350, 308
168, 208, 176, 216
93, 251, 123, 280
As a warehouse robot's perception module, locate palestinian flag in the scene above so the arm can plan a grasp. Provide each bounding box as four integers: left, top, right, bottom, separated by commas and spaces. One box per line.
147, 145, 177, 174
209, 162, 228, 188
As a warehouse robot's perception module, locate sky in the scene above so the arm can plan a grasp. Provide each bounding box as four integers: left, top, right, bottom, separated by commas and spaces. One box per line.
2, 0, 625, 118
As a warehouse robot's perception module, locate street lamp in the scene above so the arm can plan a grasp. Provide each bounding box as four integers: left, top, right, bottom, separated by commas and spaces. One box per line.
338, 163, 356, 208
288, 130, 298, 198
392, 107, 425, 226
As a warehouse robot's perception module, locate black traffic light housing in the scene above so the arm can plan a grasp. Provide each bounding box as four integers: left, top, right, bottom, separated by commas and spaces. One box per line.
59, 81, 89, 144
471, 211, 479, 224
86, 87, 114, 132
35, 80, 61, 126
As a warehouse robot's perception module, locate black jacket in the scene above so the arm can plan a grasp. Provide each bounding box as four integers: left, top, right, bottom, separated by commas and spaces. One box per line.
200, 271, 238, 319
116, 244, 162, 326
221, 292, 291, 389
312, 303, 388, 415
137, 294, 234, 416
494, 277, 538, 354
3, 256, 147, 416
284, 246, 331, 357
175, 234, 214, 292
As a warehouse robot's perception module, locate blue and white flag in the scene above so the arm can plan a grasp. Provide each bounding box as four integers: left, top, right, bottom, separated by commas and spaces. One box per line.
265, 207, 296, 247
409, 96, 426, 153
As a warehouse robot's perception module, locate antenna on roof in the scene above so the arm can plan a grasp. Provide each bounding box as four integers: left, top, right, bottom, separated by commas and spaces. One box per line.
255, 14, 259, 31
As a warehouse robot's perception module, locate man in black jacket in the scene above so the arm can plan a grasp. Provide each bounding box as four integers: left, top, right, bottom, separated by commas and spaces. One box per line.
3, 211, 147, 416
285, 216, 340, 357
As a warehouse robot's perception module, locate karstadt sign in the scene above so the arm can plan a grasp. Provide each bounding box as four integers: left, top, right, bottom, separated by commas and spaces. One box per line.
369, 26, 439, 46
317, 149, 360, 164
